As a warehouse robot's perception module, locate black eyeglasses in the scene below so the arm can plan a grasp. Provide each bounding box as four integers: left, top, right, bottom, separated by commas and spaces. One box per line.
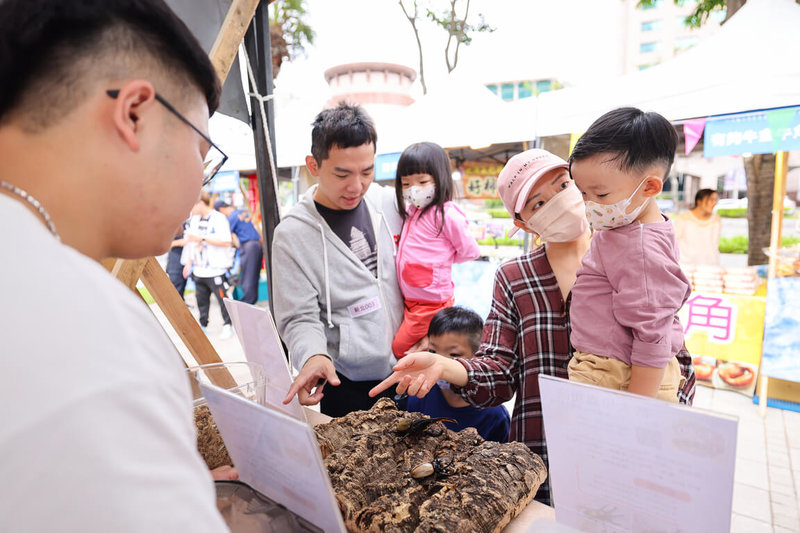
106, 89, 228, 186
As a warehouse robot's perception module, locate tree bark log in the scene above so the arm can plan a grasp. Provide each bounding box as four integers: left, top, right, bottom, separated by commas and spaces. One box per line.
314, 398, 547, 533
744, 153, 776, 265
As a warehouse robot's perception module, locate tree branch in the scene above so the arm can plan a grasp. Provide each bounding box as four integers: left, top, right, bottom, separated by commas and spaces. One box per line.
399, 0, 427, 94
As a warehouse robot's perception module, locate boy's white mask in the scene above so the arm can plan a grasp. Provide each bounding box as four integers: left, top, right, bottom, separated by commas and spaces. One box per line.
522, 185, 588, 242
403, 184, 435, 210
584, 178, 650, 231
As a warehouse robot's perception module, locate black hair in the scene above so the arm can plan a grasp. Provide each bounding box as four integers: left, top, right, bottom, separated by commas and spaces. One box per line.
310, 102, 378, 163
394, 142, 454, 232
569, 107, 678, 181
0, 0, 220, 129
427, 306, 483, 355
694, 188, 717, 207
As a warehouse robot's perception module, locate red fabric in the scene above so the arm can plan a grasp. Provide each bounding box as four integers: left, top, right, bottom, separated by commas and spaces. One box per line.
392, 298, 454, 359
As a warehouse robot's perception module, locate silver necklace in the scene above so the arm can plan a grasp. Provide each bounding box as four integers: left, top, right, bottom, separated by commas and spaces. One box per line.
0, 180, 60, 241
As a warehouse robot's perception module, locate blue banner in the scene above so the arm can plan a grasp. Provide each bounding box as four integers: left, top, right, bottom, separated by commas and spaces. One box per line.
703, 107, 800, 158
375, 152, 401, 181
209, 170, 240, 193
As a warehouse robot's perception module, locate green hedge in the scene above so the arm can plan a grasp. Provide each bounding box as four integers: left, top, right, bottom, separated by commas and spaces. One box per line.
478, 237, 524, 246
717, 207, 793, 218
487, 209, 511, 218
716, 208, 747, 218
719, 235, 800, 254
484, 199, 504, 208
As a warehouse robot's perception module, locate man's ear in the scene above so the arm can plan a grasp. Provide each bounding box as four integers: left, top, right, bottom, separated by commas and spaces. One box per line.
642, 176, 663, 197
110, 80, 158, 152
305, 155, 320, 177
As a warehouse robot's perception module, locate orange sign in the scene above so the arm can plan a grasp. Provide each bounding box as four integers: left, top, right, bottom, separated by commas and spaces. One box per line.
462, 163, 503, 199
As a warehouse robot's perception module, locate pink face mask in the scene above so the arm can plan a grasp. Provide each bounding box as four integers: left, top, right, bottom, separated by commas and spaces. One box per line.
522, 185, 589, 242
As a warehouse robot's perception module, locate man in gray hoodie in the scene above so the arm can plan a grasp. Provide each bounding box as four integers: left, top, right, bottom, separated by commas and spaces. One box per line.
276, 103, 404, 417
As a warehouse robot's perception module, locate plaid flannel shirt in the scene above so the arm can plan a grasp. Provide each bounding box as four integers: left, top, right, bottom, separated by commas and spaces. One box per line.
453, 246, 696, 505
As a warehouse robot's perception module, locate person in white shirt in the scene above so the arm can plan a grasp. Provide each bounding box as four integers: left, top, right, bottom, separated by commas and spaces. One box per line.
674, 188, 721, 266
0, 0, 230, 530
183, 190, 234, 339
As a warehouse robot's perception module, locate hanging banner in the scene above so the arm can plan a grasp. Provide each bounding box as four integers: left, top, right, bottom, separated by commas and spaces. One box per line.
678, 292, 766, 396
703, 106, 800, 158
683, 118, 706, 156
462, 162, 503, 199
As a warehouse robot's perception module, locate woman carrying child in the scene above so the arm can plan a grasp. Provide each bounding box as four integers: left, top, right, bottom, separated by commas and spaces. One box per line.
372, 135, 696, 505
391, 142, 480, 359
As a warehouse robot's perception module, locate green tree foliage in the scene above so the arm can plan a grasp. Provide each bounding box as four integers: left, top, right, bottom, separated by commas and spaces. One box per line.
270, 0, 315, 76
636, 0, 738, 28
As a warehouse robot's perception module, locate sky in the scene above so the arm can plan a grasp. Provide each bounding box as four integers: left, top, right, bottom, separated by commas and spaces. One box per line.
274, 0, 627, 103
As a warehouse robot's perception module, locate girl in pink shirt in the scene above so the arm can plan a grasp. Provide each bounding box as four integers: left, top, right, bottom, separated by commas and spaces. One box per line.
392, 142, 480, 358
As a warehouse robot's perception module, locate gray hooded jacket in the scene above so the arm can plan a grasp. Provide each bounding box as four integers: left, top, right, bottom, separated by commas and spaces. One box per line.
271, 183, 404, 381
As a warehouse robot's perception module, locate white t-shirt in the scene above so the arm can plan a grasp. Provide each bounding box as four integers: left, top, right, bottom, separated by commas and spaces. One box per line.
185, 211, 233, 278
674, 210, 721, 266
0, 195, 228, 532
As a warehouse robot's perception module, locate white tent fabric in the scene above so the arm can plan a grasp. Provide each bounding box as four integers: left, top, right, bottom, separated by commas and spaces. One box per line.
536, 0, 800, 136
213, 0, 800, 170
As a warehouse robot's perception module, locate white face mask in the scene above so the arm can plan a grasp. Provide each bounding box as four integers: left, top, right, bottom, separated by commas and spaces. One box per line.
584, 178, 650, 231
402, 184, 436, 210
522, 185, 589, 242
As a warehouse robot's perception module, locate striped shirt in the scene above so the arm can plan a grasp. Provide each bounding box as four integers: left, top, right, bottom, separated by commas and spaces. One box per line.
452, 246, 696, 505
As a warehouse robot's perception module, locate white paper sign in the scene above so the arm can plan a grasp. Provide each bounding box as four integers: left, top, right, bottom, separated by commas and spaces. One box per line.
539, 375, 737, 533
223, 298, 305, 421
200, 382, 346, 533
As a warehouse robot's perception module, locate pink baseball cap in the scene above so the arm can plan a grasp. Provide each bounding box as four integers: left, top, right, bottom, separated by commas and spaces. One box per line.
498, 149, 569, 237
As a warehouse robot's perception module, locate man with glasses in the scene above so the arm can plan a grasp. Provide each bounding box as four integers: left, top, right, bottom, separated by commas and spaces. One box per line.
0, 0, 228, 530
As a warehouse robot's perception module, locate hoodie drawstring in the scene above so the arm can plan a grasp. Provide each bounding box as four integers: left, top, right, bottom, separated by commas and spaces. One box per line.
380, 211, 397, 257
318, 222, 334, 329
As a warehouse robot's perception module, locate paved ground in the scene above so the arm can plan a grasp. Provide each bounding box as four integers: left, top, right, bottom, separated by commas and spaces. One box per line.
153, 293, 800, 532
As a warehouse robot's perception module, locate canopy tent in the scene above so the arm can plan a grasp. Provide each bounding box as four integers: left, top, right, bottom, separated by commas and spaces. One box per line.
218, 0, 800, 169
535, 0, 800, 137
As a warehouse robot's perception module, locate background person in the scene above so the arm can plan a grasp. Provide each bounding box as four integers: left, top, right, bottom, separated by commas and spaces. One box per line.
214, 200, 263, 304
276, 103, 403, 417
406, 306, 510, 443
392, 142, 480, 359
674, 188, 721, 266
183, 190, 234, 339
0, 0, 228, 529
167, 218, 190, 299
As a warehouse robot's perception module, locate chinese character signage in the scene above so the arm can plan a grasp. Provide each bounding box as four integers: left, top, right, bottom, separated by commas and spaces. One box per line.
703, 106, 800, 157
462, 163, 503, 199
678, 292, 766, 396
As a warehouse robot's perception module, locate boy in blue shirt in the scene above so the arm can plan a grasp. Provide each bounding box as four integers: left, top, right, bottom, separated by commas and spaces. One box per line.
407, 307, 510, 443
214, 201, 263, 304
